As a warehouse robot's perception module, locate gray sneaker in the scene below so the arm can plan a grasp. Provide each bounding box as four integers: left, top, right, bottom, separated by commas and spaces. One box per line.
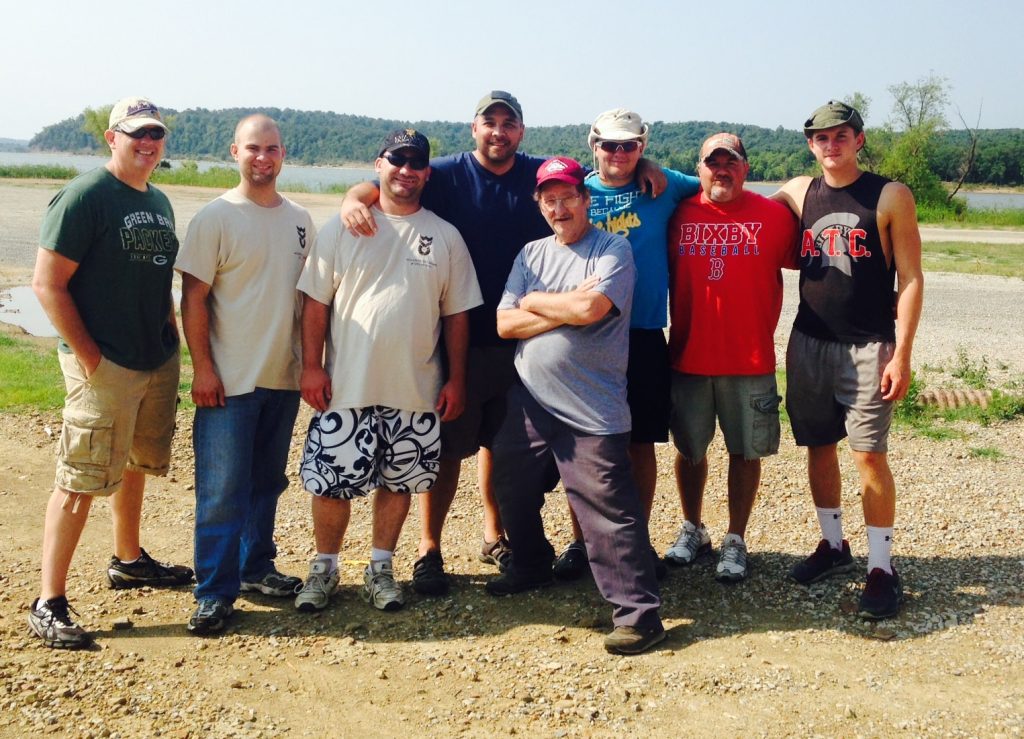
664, 521, 712, 565
294, 559, 340, 613
362, 560, 404, 612
715, 535, 749, 582
241, 568, 303, 597
28, 596, 92, 650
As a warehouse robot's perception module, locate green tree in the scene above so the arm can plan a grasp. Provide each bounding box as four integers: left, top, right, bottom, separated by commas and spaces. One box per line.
81, 105, 113, 150
877, 74, 958, 208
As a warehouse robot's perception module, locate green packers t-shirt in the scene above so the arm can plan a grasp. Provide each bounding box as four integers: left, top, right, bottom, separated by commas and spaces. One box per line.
39, 167, 179, 370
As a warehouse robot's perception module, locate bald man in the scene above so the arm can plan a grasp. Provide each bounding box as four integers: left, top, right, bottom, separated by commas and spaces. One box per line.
177, 114, 315, 635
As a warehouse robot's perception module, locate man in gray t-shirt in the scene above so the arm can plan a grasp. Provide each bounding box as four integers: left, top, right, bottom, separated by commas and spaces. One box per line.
486, 157, 664, 656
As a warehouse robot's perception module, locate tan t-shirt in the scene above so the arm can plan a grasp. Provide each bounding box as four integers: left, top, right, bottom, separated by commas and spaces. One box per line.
176, 188, 315, 395
298, 207, 482, 412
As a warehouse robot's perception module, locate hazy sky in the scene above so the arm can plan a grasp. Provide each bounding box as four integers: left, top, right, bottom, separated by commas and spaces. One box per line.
3, 0, 1021, 140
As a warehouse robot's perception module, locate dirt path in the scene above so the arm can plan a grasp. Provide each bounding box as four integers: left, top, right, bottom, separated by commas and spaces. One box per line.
1, 406, 1022, 737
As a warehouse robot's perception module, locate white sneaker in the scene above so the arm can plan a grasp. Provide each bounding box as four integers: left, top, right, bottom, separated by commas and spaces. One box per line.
362, 560, 404, 612
664, 521, 712, 565
715, 535, 749, 582
294, 559, 339, 612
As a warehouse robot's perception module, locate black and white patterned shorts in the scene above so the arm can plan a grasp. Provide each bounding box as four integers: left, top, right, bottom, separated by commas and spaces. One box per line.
300, 406, 441, 499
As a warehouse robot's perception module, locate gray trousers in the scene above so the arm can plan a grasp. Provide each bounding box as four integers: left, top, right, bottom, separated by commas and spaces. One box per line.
491, 383, 662, 630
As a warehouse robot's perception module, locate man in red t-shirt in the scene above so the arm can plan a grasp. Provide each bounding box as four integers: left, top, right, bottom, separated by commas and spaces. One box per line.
664, 133, 798, 582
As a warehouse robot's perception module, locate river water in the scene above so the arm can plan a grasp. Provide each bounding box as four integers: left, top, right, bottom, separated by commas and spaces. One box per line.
3, 151, 1023, 209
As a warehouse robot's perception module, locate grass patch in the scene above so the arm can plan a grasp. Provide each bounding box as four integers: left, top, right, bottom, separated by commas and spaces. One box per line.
951, 346, 990, 388
919, 204, 1024, 227
921, 241, 1024, 279
0, 334, 65, 411
149, 162, 239, 189
893, 369, 1024, 438
969, 446, 1003, 459
0, 164, 77, 180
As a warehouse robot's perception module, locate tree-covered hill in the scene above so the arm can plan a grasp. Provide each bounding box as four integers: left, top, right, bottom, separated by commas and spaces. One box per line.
27, 107, 1024, 185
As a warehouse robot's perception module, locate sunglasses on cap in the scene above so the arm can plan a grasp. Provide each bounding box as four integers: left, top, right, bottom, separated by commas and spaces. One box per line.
384, 151, 429, 170
597, 140, 641, 153
117, 126, 166, 140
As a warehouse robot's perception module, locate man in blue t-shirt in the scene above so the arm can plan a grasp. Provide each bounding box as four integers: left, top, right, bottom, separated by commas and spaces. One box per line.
552, 109, 700, 582
340, 93, 667, 597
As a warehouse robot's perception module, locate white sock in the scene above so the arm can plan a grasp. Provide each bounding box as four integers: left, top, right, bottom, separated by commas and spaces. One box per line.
866, 527, 894, 574
816, 507, 844, 550
721, 533, 745, 548
316, 553, 339, 575
370, 548, 393, 565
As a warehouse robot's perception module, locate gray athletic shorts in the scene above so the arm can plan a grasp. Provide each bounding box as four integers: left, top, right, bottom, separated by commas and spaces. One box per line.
669, 372, 781, 461
785, 329, 894, 452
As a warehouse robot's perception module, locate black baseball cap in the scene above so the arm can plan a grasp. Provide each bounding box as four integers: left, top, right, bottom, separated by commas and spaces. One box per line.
379, 128, 430, 158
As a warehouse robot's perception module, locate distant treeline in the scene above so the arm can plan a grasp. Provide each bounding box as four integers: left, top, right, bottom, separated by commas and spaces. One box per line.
28, 107, 1024, 185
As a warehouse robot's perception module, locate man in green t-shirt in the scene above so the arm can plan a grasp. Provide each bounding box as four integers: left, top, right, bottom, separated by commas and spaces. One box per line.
28, 97, 193, 650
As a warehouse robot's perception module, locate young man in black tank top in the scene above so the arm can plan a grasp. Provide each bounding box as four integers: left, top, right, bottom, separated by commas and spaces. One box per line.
774, 101, 924, 619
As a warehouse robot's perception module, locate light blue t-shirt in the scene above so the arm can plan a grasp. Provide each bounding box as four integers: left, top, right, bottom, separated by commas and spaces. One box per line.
586, 167, 700, 329
498, 228, 635, 435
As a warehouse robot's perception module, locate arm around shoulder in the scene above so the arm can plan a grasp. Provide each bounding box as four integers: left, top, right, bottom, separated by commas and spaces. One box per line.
771, 175, 812, 217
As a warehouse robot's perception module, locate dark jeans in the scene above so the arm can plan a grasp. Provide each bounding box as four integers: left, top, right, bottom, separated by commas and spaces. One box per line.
193, 389, 300, 602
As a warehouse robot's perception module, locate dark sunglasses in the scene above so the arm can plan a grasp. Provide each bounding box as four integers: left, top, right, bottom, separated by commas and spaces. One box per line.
118, 126, 166, 140
597, 140, 641, 153
384, 151, 428, 170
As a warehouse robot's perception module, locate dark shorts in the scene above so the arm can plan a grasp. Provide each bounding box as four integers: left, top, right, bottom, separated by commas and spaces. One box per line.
785, 329, 894, 452
440, 344, 518, 460
626, 329, 670, 444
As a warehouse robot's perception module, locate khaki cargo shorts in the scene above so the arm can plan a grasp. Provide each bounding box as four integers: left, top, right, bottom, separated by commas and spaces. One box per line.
55, 351, 180, 496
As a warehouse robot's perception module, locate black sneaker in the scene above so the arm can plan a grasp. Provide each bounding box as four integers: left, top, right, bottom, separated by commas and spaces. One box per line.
858, 567, 904, 620
108, 548, 194, 589
790, 539, 856, 585
604, 624, 666, 655
28, 596, 92, 650
650, 547, 668, 581
485, 566, 553, 596
552, 541, 589, 581
479, 537, 513, 572
187, 598, 234, 635
412, 550, 449, 596
240, 568, 303, 597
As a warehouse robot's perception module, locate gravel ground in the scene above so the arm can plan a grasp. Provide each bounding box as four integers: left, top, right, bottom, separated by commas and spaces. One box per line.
1, 179, 1022, 737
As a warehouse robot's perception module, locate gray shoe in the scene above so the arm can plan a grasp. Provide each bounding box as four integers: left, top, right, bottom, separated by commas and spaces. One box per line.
28, 596, 92, 649
241, 568, 303, 597
664, 521, 712, 565
294, 559, 340, 613
187, 598, 234, 636
715, 535, 749, 582
362, 561, 404, 611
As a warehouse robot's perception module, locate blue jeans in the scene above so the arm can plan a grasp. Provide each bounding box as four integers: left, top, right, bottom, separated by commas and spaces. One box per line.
193, 389, 300, 602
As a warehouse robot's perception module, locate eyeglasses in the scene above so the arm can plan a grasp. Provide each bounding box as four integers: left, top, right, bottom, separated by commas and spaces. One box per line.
540, 194, 583, 211
384, 151, 429, 170
117, 126, 166, 140
597, 140, 641, 153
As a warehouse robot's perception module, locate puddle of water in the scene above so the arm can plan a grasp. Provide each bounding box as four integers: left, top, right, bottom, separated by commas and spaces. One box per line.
0, 286, 57, 337
0, 287, 183, 339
